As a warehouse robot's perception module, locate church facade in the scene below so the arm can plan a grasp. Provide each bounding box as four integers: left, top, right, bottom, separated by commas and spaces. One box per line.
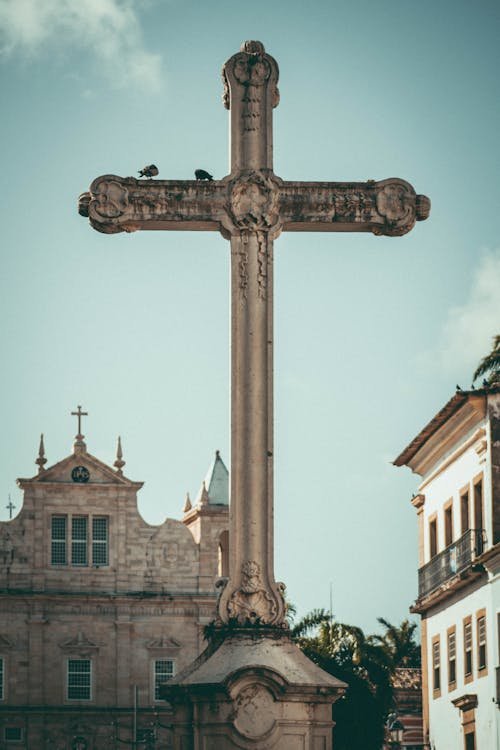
0, 424, 229, 749
395, 386, 500, 749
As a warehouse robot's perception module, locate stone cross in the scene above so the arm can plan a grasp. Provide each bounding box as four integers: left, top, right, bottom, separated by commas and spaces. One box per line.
6, 494, 15, 520
71, 405, 88, 438
79, 40, 429, 629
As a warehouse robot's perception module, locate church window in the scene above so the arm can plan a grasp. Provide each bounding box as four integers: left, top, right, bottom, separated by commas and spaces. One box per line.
51, 516, 67, 565
0, 657, 3, 699
432, 635, 441, 696
464, 617, 473, 683
447, 627, 456, 689
92, 517, 108, 565
50, 515, 109, 567
154, 659, 175, 700
72, 517, 88, 565
218, 530, 229, 577
477, 610, 487, 674
67, 659, 91, 700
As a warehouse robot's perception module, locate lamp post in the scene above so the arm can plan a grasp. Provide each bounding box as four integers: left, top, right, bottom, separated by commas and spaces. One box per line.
388, 716, 405, 749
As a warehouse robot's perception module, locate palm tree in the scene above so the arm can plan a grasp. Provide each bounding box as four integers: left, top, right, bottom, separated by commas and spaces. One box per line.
369, 617, 421, 669
292, 610, 393, 750
473, 335, 500, 385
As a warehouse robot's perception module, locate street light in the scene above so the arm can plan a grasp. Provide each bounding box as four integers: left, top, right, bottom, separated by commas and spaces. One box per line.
388, 717, 405, 748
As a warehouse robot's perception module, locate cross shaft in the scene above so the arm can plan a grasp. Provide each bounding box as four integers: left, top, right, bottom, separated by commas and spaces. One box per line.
6, 495, 15, 519
79, 40, 430, 628
71, 405, 88, 438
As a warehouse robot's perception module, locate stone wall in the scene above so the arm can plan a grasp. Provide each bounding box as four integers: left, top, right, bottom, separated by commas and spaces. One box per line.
0, 444, 228, 749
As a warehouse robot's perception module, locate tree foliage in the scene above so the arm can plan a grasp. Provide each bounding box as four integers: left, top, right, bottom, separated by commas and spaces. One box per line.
473, 334, 500, 384
292, 611, 420, 750
369, 617, 421, 669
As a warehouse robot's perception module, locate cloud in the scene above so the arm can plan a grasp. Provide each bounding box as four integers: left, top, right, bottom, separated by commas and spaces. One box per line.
433, 250, 500, 378
0, 0, 163, 92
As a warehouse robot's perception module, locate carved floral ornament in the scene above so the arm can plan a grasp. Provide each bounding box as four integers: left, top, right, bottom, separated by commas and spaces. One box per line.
233, 54, 271, 88
223, 171, 281, 236
93, 180, 129, 218
373, 180, 430, 235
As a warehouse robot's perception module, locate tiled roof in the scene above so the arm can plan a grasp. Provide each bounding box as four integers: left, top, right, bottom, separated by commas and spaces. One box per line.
393, 385, 500, 467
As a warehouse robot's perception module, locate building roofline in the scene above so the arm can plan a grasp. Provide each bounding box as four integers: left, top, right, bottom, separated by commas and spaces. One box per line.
393, 386, 500, 467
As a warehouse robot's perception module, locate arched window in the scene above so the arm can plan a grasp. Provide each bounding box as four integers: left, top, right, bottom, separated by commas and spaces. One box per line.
218, 530, 229, 577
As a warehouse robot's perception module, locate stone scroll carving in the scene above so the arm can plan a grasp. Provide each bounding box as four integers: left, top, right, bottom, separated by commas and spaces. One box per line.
227, 560, 283, 625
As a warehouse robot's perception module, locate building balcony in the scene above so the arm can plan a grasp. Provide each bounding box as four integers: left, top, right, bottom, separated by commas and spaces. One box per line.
418, 529, 486, 599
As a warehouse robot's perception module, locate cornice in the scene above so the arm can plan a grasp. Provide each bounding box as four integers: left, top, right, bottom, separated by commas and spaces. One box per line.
411, 493, 425, 510
452, 693, 478, 711
394, 391, 493, 473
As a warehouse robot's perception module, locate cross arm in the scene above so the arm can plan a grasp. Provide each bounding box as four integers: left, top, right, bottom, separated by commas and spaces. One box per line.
78, 174, 228, 235
278, 178, 430, 237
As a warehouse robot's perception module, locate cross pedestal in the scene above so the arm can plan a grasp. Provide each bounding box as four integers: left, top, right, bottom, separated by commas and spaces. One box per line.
79, 40, 429, 749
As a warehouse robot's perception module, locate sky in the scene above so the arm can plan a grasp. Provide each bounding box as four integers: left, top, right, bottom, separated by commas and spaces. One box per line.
1, 0, 499, 635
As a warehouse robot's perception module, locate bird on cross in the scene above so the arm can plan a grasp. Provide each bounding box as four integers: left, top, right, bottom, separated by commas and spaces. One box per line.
138, 164, 159, 179
195, 169, 213, 181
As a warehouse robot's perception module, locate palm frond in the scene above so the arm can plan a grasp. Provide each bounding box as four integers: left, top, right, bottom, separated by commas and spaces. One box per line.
473, 335, 500, 382
291, 608, 330, 637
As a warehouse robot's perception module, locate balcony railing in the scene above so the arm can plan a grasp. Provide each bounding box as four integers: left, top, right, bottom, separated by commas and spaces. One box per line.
418, 529, 486, 599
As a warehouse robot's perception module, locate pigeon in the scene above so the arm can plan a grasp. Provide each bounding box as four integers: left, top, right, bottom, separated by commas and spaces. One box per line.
138, 164, 159, 179
195, 169, 213, 181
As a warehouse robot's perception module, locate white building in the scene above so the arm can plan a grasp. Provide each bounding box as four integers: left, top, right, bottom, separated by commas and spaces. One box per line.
395, 386, 500, 750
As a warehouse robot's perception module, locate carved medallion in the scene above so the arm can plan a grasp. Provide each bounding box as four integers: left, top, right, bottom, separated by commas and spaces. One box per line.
224, 171, 281, 235
92, 180, 129, 218
233, 684, 276, 739
71, 466, 90, 483
376, 183, 413, 225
